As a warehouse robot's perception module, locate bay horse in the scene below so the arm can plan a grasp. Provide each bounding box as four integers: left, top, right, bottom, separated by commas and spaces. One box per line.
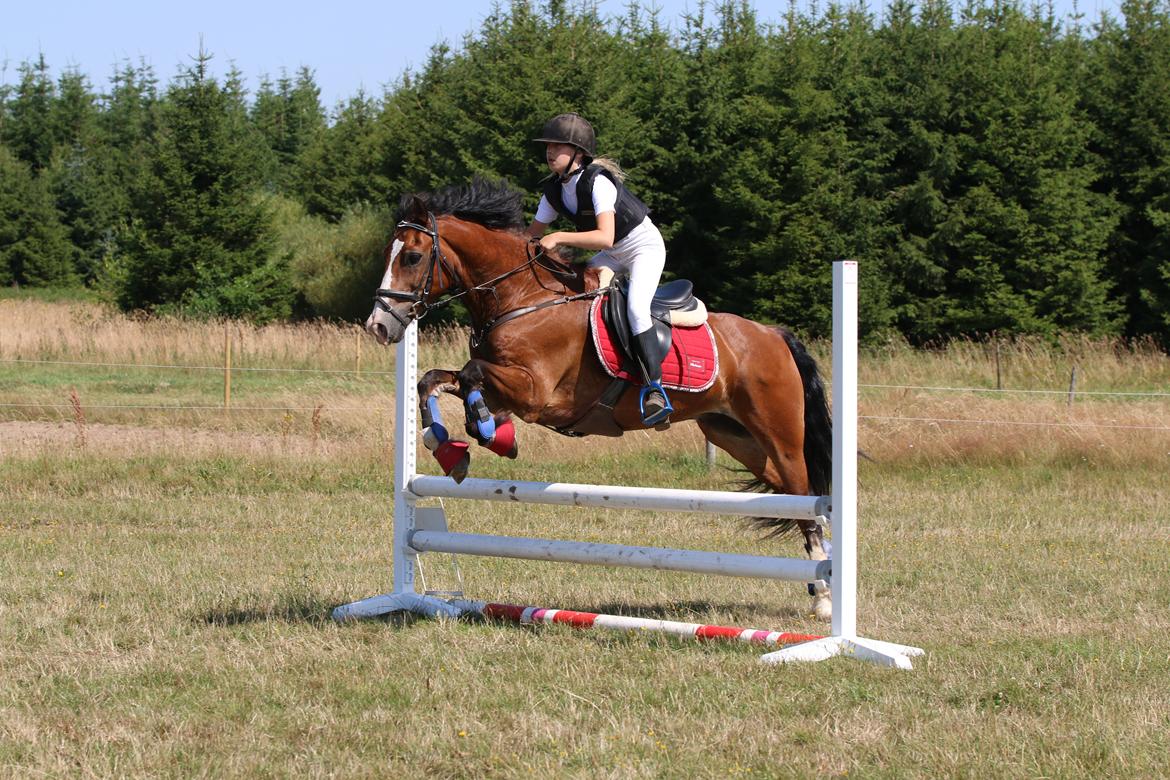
365, 179, 835, 621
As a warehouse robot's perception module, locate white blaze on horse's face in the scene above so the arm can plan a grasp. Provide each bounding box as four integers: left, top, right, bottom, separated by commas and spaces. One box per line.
366, 239, 405, 346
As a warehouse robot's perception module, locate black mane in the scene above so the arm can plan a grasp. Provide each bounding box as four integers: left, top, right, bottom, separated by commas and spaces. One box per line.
397, 177, 526, 230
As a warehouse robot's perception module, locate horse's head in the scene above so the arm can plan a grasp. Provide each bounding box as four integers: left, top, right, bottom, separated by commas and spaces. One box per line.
366, 196, 462, 345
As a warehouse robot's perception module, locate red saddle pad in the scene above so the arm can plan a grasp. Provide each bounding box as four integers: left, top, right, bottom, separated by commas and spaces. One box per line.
589, 296, 718, 392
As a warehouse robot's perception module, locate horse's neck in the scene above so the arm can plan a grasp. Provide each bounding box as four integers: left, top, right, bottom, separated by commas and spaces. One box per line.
447, 222, 594, 323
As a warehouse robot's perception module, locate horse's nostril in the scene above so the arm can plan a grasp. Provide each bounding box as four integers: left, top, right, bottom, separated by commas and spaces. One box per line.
373, 323, 388, 342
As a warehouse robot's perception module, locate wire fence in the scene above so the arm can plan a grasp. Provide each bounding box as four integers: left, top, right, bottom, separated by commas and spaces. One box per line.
0, 357, 394, 376
2, 355, 1168, 432
859, 382, 1170, 399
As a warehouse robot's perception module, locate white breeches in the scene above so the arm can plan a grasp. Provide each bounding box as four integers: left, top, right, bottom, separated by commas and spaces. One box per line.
588, 218, 666, 335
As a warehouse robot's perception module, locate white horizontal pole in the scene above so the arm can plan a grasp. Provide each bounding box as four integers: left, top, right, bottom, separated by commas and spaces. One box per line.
409, 475, 827, 521
409, 530, 830, 582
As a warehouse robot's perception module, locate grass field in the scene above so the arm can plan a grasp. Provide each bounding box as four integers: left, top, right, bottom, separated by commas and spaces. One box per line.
2, 298, 1169, 777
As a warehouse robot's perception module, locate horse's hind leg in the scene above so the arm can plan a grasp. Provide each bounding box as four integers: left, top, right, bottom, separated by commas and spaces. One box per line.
697, 411, 832, 622
418, 369, 471, 482
801, 524, 832, 622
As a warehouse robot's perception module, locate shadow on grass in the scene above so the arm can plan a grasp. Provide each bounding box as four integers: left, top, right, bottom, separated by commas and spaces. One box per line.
196, 592, 416, 629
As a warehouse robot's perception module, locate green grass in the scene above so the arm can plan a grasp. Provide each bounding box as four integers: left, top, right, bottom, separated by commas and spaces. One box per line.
3, 297, 1168, 776
3, 446, 1169, 777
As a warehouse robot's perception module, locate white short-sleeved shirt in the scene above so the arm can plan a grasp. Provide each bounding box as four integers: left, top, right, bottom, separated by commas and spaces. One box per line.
534, 169, 618, 224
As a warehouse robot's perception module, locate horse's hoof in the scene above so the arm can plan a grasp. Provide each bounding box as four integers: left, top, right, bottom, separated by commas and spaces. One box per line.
434, 440, 471, 482
449, 454, 470, 484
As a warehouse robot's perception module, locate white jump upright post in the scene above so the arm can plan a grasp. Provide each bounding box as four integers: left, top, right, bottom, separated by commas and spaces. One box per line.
333, 261, 923, 669
759, 261, 922, 668
331, 318, 461, 619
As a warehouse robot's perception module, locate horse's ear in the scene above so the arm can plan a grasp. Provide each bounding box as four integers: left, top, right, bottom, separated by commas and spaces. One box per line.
402, 194, 428, 223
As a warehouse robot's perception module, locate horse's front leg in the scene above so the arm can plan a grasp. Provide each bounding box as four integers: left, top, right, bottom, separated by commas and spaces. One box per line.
457, 361, 519, 460
416, 363, 523, 482
418, 369, 471, 482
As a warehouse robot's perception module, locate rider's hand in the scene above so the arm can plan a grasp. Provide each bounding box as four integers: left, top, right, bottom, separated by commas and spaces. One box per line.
539, 233, 563, 252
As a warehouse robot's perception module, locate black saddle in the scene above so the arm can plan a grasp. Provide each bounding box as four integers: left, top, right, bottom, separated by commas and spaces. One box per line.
603, 277, 700, 371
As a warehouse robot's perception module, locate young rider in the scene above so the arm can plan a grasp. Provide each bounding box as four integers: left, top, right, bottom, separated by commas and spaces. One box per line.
525, 112, 672, 426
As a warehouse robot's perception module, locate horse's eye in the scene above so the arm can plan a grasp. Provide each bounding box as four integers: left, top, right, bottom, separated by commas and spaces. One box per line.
402, 251, 424, 267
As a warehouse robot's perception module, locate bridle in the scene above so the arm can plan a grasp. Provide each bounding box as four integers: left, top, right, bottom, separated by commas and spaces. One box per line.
373, 211, 599, 341
372, 213, 464, 327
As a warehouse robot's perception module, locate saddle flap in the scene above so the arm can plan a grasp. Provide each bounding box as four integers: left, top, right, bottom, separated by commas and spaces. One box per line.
604, 279, 671, 365
605, 283, 634, 361
590, 296, 719, 393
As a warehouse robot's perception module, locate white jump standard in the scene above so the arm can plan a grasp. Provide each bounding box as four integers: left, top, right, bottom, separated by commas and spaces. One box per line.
333, 261, 924, 669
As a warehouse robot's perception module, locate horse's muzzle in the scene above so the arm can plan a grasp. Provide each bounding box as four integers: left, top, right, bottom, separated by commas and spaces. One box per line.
365, 308, 404, 345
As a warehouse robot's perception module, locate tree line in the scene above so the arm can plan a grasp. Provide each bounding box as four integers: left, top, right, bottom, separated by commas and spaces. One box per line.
1, 0, 1167, 343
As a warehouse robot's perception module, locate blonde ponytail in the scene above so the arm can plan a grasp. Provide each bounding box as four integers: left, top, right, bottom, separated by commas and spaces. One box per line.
591, 156, 627, 183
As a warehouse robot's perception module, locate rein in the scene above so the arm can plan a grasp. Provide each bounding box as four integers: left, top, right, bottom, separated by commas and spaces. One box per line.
374, 212, 604, 344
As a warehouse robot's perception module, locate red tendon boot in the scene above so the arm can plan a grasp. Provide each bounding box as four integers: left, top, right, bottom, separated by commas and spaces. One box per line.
485, 417, 518, 459
433, 440, 470, 482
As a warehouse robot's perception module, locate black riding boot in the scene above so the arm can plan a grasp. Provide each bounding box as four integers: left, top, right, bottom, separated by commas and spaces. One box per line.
632, 328, 673, 426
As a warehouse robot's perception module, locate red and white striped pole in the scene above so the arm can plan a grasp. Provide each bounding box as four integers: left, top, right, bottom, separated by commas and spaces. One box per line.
453, 600, 823, 649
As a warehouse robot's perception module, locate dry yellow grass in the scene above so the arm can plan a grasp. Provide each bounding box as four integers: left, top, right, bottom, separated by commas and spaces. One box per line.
0, 298, 388, 371
3, 297, 1166, 468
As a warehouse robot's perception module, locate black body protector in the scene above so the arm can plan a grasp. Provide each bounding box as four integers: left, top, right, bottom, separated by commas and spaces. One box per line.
541, 165, 651, 244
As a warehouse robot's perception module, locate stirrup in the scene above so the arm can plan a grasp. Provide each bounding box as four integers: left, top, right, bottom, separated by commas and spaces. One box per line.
639, 382, 673, 426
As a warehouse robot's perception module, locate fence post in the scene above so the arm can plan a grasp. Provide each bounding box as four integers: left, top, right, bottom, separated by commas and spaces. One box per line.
223, 324, 232, 410
994, 334, 1002, 391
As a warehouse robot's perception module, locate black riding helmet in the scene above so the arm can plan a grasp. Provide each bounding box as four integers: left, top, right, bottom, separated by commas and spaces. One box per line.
534, 113, 597, 180
533, 112, 596, 157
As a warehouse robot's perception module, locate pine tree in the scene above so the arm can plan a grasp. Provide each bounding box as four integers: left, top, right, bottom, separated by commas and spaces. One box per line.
251, 66, 326, 194
1, 56, 56, 172
867, 0, 1118, 339
44, 68, 109, 283
112, 50, 289, 320
1085, 0, 1170, 341
297, 90, 387, 220
593, 4, 692, 280
714, 2, 891, 336
0, 146, 79, 287
934, 1, 1119, 336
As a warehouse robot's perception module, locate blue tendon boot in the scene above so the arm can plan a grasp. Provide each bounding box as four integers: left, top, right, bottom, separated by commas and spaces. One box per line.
421, 395, 470, 481
463, 389, 496, 444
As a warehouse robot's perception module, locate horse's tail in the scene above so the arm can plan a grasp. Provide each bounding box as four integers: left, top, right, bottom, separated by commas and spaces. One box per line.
780, 328, 833, 498
745, 328, 834, 539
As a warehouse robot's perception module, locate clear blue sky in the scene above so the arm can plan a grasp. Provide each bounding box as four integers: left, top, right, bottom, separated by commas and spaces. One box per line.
3, 0, 1121, 110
